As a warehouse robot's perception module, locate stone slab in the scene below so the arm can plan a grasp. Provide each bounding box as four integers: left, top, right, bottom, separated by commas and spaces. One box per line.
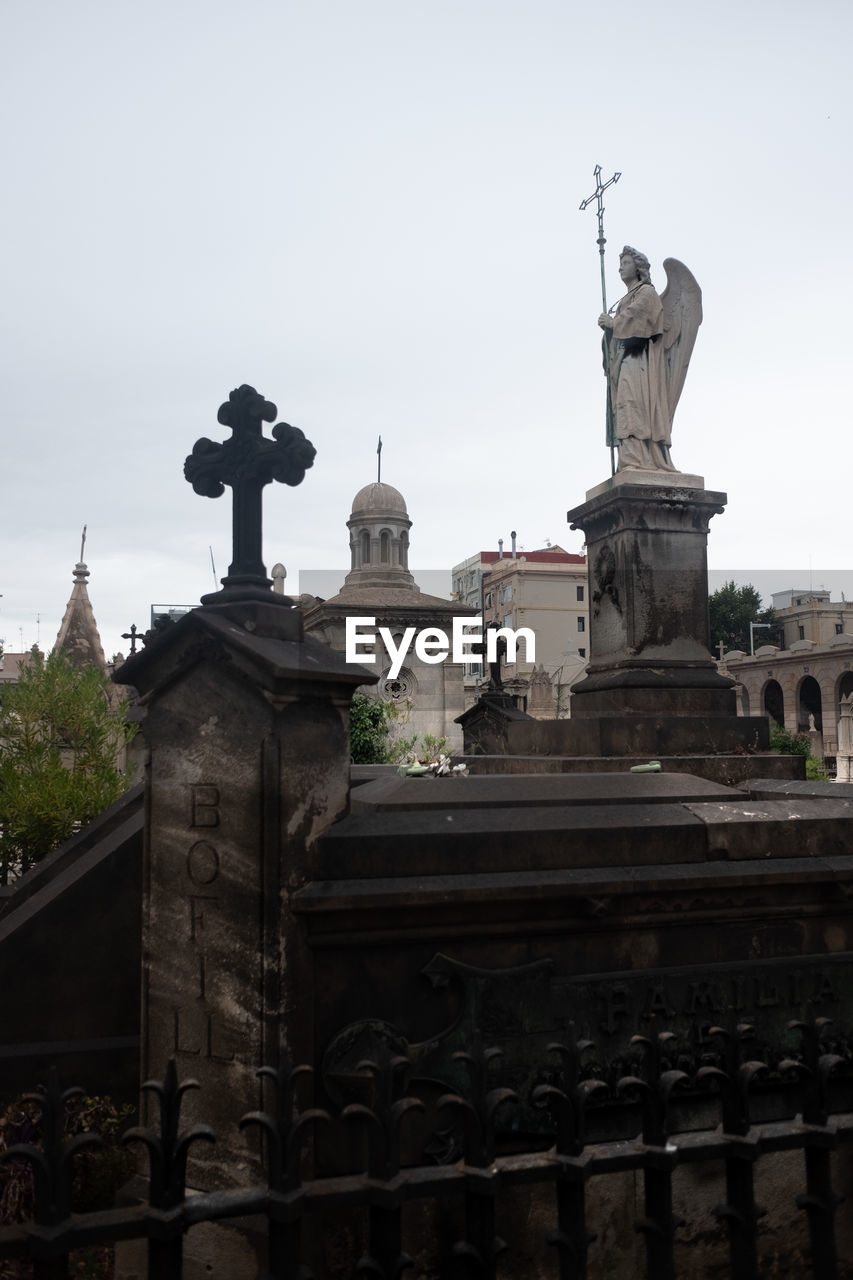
684, 797, 853, 859
294, 853, 853, 919
318, 803, 707, 876
584, 469, 706, 501
743, 778, 853, 802
456, 755, 804, 786
350, 771, 738, 814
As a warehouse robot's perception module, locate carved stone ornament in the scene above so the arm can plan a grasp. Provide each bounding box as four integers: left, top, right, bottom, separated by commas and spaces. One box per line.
380, 666, 417, 702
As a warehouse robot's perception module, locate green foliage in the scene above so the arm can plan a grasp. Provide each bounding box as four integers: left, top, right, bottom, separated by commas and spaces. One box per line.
384, 732, 419, 764
348, 696, 451, 765
769, 724, 811, 757
349, 694, 392, 763
0, 1090, 135, 1278
0, 651, 136, 882
421, 734, 448, 760
709, 580, 779, 654
769, 724, 829, 778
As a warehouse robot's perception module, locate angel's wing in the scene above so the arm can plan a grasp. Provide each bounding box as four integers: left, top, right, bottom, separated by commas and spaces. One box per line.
660, 258, 702, 418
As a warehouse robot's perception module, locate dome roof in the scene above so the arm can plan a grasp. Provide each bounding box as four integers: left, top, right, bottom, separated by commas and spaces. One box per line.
350, 481, 408, 516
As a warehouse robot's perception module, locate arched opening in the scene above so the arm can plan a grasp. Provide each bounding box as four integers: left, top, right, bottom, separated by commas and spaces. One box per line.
380, 530, 390, 564
838, 671, 853, 702
399, 531, 409, 569
360, 530, 370, 565
798, 675, 822, 732
763, 680, 784, 726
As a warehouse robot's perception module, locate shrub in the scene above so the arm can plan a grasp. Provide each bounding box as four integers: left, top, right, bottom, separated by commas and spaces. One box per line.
769, 725, 811, 757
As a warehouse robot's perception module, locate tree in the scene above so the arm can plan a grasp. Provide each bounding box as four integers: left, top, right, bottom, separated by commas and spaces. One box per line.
0, 650, 136, 882
708, 581, 779, 655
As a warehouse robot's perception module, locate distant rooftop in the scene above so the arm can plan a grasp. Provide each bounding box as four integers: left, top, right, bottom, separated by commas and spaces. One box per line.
0, 650, 40, 684
479, 546, 586, 566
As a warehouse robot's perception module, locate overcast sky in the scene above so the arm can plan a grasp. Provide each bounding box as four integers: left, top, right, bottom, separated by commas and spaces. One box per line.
2, 0, 851, 660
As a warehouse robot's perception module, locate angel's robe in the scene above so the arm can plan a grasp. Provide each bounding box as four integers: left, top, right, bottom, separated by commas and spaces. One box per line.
607, 282, 673, 470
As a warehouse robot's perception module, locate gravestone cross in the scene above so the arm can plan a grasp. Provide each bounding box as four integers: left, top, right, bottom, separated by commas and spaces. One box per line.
121, 623, 140, 655
184, 384, 316, 600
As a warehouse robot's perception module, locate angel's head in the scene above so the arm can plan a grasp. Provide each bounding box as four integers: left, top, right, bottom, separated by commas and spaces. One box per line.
619, 246, 651, 286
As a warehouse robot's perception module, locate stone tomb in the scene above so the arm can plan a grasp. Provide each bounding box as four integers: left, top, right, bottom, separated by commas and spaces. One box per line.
294, 768, 853, 1275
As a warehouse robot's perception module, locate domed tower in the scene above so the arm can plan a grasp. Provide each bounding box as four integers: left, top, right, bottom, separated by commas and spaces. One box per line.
344, 481, 418, 593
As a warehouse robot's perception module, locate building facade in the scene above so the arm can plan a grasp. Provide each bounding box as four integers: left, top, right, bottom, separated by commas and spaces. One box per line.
722, 589, 853, 761
451, 544, 588, 717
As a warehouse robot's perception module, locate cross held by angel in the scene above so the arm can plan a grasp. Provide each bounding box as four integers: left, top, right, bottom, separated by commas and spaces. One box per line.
598, 247, 702, 473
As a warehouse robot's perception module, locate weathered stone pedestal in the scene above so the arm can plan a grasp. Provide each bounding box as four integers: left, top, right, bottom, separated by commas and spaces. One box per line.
115, 596, 371, 1193
563, 476, 770, 756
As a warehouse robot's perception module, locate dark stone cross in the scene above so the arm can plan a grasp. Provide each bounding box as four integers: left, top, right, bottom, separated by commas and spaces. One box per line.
121, 624, 140, 655
184, 384, 316, 604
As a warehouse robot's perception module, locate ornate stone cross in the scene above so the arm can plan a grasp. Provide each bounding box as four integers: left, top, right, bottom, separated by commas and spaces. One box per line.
184, 385, 316, 601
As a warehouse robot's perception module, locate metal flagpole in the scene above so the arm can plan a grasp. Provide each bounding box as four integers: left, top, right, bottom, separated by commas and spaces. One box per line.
579, 165, 621, 475
377, 435, 382, 483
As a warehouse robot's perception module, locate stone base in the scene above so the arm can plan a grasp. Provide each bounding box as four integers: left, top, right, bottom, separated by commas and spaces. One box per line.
569, 666, 738, 719
492, 712, 771, 758
585, 467, 705, 501
115, 1187, 264, 1279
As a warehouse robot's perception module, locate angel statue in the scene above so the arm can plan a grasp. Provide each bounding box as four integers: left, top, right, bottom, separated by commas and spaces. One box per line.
598, 247, 702, 472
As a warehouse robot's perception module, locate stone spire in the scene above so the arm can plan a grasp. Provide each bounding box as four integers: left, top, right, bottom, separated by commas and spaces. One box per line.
53, 532, 108, 671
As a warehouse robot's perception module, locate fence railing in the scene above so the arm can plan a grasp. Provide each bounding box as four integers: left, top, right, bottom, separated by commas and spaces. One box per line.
0, 1018, 850, 1280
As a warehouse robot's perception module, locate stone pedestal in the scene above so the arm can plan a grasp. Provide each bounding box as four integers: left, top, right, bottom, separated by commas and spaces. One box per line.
115, 597, 371, 1190
560, 478, 770, 755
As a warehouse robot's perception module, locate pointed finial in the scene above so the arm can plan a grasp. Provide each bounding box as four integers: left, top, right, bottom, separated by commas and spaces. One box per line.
377, 435, 382, 484
80, 524, 87, 564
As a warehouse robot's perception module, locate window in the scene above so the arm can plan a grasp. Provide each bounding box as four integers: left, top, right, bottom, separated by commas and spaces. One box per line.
485, 592, 492, 608
577, 617, 585, 633
380, 531, 390, 563
837, 624, 844, 635
501, 584, 512, 603
576, 585, 584, 602
798, 626, 805, 640
503, 612, 513, 629
578, 647, 586, 658
360, 530, 370, 564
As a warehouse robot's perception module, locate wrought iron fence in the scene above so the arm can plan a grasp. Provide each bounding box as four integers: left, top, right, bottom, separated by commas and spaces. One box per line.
0, 1018, 850, 1280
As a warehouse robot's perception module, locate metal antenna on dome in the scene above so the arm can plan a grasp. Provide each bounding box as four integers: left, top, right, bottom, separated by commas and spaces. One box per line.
377, 435, 382, 483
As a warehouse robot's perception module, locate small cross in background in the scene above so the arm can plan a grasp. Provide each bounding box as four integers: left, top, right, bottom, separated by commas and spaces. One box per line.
122, 624, 140, 655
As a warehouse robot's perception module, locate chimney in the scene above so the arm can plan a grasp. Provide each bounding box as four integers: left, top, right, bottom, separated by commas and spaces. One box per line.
511, 530, 517, 558
498, 538, 504, 560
